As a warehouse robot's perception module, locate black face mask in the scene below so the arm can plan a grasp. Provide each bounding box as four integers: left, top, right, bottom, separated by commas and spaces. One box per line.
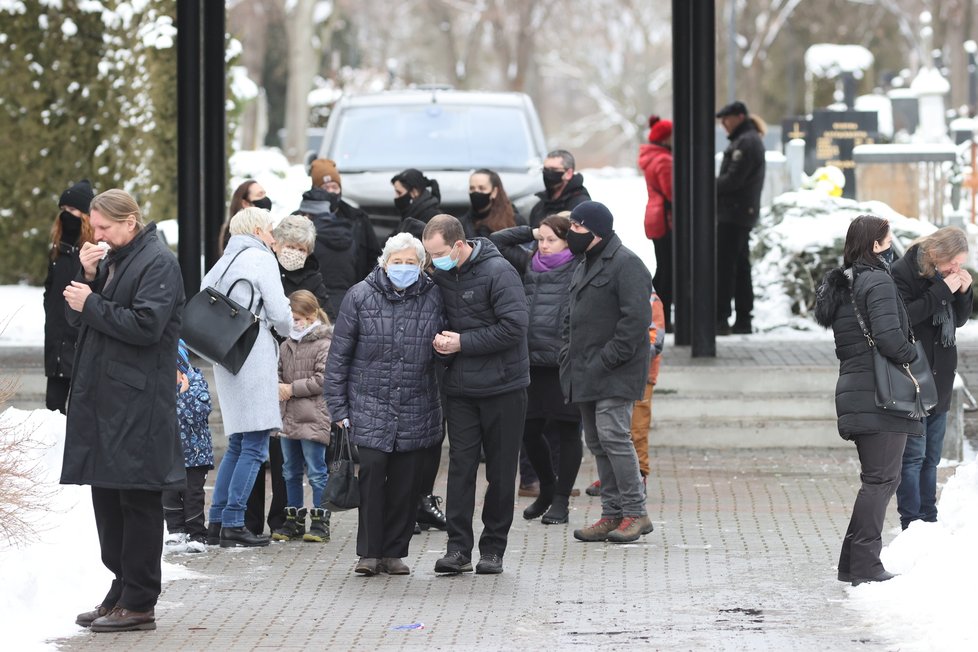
878, 248, 894, 267
324, 192, 341, 213
469, 191, 492, 214
251, 196, 272, 211
543, 170, 565, 192
59, 210, 82, 243
566, 229, 594, 255
394, 193, 412, 216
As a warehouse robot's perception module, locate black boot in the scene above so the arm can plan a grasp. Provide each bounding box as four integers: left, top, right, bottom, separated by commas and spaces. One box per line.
522, 483, 555, 520
304, 508, 331, 542
271, 507, 307, 542
541, 494, 570, 524
220, 526, 270, 548
417, 495, 447, 531
205, 522, 221, 546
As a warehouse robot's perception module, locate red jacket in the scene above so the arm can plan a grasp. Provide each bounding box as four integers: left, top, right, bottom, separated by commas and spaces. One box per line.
638, 143, 673, 240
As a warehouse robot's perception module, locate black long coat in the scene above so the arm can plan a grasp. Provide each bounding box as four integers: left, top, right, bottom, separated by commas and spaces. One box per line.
559, 234, 652, 404
61, 224, 186, 490
814, 263, 924, 439
43, 243, 83, 378
717, 119, 766, 228
891, 245, 973, 414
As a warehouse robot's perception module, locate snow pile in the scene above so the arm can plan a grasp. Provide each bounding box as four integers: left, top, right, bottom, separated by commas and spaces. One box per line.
0, 407, 198, 649
805, 43, 874, 79
846, 461, 978, 651
0, 285, 45, 347
752, 191, 935, 333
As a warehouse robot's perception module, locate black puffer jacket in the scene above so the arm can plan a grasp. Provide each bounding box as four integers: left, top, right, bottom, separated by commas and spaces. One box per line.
279, 255, 329, 315
717, 119, 766, 228
325, 267, 445, 453
43, 242, 83, 378
528, 174, 591, 228
891, 244, 973, 414
489, 226, 574, 367
395, 189, 442, 239
814, 263, 924, 439
430, 238, 530, 397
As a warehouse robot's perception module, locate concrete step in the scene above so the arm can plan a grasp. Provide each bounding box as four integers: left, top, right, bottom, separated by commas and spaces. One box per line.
657, 365, 837, 394
654, 393, 835, 420
650, 418, 845, 448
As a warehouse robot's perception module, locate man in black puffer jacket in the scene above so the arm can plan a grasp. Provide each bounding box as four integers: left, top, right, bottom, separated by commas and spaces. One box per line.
423, 215, 529, 576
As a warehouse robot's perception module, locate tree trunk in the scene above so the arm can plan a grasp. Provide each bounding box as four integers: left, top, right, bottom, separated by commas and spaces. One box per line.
284, 0, 315, 163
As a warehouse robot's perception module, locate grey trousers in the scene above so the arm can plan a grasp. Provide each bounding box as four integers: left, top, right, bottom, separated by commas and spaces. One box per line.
578, 398, 647, 518
838, 432, 907, 579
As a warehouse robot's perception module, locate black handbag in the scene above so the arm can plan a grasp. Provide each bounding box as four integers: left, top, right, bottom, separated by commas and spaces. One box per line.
850, 283, 938, 419
182, 250, 265, 375
321, 425, 360, 511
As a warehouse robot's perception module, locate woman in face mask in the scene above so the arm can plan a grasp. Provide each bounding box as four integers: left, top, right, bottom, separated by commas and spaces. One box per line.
43, 179, 96, 414
271, 214, 330, 320
218, 180, 273, 255
324, 232, 447, 576
458, 169, 526, 239
391, 169, 442, 239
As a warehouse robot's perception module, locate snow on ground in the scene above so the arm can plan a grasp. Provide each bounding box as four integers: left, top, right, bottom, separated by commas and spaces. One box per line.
0, 407, 201, 650
845, 461, 978, 652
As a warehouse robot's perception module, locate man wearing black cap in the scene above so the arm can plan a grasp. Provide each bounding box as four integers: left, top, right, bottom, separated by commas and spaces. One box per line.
715, 100, 766, 335
559, 201, 654, 544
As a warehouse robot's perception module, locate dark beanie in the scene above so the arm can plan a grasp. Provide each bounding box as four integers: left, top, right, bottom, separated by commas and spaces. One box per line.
59, 179, 95, 214
570, 201, 614, 239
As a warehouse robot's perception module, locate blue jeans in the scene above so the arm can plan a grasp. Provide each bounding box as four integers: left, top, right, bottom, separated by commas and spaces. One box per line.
896, 412, 948, 529
208, 431, 270, 528
280, 438, 329, 508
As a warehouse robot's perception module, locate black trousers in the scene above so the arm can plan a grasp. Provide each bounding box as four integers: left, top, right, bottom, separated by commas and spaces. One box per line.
716, 221, 754, 323
162, 466, 209, 539
356, 446, 426, 558
46, 376, 71, 414
91, 487, 164, 612
246, 436, 286, 534
838, 432, 907, 579
418, 440, 442, 498
444, 388, 526, 557
652, 231, 673, 329
522, 418, 583, 497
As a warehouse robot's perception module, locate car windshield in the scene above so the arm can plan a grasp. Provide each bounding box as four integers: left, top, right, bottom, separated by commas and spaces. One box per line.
328, 104, 536, 172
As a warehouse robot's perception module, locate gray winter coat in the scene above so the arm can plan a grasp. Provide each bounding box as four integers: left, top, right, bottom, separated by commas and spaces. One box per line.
201, 235, 292, 436
325, 267, 445, 453
279, 323, 333, 444
430, 238, 530, 397
559, 234, 653, 403
61, 223, 186, 491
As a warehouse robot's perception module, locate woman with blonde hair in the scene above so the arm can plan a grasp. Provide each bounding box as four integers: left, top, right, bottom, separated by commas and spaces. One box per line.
891, 226, 973, 529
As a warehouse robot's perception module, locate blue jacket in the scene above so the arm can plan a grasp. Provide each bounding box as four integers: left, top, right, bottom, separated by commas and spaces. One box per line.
325, 267, 446, 453
177, 366, 215, 468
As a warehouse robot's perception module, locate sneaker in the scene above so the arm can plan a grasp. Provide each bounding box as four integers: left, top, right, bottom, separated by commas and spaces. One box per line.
434, 551, 473, 574
584, 480, 601, 497
573, 517, 622, 542
475, 553, 503, 575
163, 531, 188, 553
606, 515, 654, 543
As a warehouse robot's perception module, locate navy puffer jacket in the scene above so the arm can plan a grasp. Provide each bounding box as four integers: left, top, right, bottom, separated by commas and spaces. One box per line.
814, 263, 924, 439
325, 267, 445, 453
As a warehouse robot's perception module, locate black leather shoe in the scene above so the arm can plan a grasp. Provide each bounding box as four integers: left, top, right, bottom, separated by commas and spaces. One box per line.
716, 321, 731, 336
434, 551, 472, 574
851, 570, 897, 586
90, 607, 156, 632
205, 522, 221, 546
475, 553, 503, 575
731, 321, 752, 335
417, 495, 447, 530
76, 604, 112, 627
219, 526, 270, 548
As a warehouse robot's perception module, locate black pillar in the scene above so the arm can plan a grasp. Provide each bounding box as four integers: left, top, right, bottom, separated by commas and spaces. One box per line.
202, 2, 226, 271
671, 0, 692, 346
176, 0, 202, 299
689, 0, 716, 357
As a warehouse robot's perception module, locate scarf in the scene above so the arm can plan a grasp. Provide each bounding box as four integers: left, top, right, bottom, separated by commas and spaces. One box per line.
919, 248, 956, 348
290, 320, 320, 342
531, 248, 575, 273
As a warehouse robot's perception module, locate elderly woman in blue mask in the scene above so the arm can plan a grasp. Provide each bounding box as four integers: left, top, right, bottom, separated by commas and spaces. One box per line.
325, 233, 446, 577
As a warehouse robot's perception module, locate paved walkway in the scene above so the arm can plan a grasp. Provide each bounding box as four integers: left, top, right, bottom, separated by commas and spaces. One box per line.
56, 447, 897, 651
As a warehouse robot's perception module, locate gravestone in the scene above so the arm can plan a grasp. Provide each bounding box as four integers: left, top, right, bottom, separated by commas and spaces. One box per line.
808, 110, 878, 198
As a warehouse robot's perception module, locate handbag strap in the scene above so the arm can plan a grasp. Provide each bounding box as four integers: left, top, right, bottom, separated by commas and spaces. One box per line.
335, 425, 352, 462
848, 271, 917, 351
214, 248, 266, 318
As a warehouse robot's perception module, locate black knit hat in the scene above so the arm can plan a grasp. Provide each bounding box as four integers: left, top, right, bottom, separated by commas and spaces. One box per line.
59, 179, 95, 214
570, 201, 614, 239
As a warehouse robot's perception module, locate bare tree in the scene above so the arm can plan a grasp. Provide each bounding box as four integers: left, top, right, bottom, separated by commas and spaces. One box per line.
283, 0, 317, 162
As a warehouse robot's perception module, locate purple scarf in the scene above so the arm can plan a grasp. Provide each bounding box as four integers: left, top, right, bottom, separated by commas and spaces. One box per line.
531, 248, 576, 273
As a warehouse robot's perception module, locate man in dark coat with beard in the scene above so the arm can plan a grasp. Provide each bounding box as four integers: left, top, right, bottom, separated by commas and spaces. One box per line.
61, 189, 184, 633
528, 149, 591, 228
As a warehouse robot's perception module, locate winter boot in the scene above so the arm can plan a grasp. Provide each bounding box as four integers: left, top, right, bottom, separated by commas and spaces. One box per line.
417, 495, 447, 531
271, 507, 307, 542
522, 483, 555, 520
304, 508, 331, 542
541, 494, 570, 525
205, 522, 221, 546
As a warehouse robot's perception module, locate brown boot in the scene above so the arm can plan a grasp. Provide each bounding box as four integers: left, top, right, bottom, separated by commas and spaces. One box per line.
573, 517, 622, 542
355, 557, 380, 576
90, 607, 156, 632
381, 557, 410, 575
75, 604, 112, 628
606, 515, 654, 543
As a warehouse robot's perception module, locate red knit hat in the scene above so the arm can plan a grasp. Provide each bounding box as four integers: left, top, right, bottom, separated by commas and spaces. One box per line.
647, 115, 673, 143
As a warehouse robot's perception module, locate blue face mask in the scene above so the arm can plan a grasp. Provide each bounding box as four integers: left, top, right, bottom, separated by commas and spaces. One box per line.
431, 243, 458, 271
387, 263, 420, 289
